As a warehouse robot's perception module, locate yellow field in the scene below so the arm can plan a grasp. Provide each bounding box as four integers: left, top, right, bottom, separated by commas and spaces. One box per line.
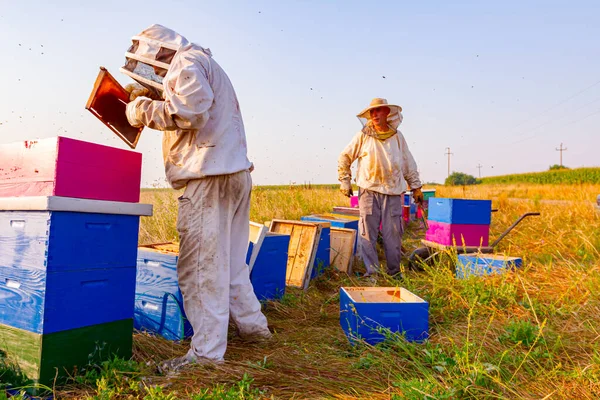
58, 183, 600, 399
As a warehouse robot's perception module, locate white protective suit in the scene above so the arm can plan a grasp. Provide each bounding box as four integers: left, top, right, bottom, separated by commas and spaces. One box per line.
338, 108, 422, 276
338, 112, 422, 195
122, 24, 270, 362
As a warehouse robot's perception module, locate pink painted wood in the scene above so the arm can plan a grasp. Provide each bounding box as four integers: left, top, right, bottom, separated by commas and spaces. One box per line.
425, 221, 490, 247
350, 196, 358, 208
0, 137, 142, 202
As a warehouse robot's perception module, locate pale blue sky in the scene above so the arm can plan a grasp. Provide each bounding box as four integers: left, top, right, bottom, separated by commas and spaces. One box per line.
1, 0, 598, 187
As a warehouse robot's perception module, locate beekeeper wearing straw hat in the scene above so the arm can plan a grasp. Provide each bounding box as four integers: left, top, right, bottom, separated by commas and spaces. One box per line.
121, 24, 271, 373
338, 98, 423, 278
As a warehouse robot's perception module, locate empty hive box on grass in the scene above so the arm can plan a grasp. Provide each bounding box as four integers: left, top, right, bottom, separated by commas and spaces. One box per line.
340, 287, 429, 345
268, 220, 322, 290
456, 254, 523, 279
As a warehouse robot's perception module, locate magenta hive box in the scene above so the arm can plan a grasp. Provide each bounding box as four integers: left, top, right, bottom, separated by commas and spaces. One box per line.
425, 221, 490, 247
0, 137, 142, 202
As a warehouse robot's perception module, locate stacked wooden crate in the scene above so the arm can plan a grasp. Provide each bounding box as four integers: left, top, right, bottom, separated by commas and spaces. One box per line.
425, 198, 492, 247
0, 137, 151, 386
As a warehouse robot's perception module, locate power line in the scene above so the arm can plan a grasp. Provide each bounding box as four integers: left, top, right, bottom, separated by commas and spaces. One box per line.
510, 96, 600, 145
511, 104, 600, 146
476, 163, 483, 178
510, 78, 600, 132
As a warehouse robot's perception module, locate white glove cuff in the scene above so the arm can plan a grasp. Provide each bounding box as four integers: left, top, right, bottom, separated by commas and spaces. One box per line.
125, 96, 150, 128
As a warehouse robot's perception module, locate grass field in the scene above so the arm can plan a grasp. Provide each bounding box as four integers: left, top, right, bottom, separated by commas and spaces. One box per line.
6, 183, 600, 399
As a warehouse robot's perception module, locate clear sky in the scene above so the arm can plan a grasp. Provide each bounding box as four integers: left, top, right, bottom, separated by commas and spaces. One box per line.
1, 0, 598, 187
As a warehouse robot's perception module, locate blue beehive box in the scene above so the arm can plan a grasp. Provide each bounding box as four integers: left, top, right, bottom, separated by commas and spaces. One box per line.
135, 244, 193, 341
301, 215, 358, 231
310, 223, 330, 279
136, 236, 287, 341
301, 215, 358, 254
428, 198, 492, 225
456, 254, 523, 279
0, 197, 151, 334
250, 232, 290, 301
340, 287, 429, 344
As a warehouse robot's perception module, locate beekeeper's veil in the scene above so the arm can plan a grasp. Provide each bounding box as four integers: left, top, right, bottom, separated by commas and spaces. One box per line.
120, 24, 191, 99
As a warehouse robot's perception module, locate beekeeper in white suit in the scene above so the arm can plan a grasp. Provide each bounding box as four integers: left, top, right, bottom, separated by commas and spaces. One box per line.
121, 24, 271, 372
338, 98, 423, 279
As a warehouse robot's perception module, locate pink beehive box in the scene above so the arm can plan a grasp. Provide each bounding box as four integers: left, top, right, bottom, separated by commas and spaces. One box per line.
0, 136, 142, 202
425, 221, 490, 247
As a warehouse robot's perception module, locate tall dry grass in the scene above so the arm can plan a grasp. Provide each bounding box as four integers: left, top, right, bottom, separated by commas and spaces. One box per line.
60, 183, 600, 399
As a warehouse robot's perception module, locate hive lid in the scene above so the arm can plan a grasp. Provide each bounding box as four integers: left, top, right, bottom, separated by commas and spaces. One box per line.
0, 196, 152, 216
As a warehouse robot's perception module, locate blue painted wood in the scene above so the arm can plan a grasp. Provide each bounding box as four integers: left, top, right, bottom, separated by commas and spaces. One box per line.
0, 265, 136, 334
250, 234, 289, 301
427, 198, 492, 225
311, 227, 330, 279
340, 288, 429, 345
456, 254, 523, 279
0, 211, 140, 272
135, 249, 192, 341
0, 210, 141, 334
47, 212, 140, 271
246, 241, 253, 266
0, 212, 50, 273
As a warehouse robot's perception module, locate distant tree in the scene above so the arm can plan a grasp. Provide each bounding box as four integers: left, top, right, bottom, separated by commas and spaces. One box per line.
445, 172, 480, 186
549, 164, 570, 170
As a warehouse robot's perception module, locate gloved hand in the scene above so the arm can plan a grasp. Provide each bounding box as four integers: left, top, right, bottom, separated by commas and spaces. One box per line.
412, 187, 424, 205
124, 83, 151, 102
125, 98, 144, 128
340, 180, 353, 197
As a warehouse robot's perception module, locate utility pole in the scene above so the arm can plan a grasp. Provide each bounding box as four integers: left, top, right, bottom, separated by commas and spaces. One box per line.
476, 163, 483, 178
555, 143, 567, 167
445, 147, 453, 178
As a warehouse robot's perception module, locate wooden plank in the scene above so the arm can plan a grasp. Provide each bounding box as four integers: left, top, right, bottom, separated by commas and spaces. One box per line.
269, 220, 320, 290
421, 239, 492, 253
330, 228, 356, 274
248, 222, 267, 272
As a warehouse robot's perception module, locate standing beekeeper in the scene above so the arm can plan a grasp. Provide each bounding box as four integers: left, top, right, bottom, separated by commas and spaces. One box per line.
338, 98, 423, 278
121, 24, 271, 372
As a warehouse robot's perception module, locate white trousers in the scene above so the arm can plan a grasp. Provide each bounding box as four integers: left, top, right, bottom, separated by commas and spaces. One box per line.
176, 171, 270, 361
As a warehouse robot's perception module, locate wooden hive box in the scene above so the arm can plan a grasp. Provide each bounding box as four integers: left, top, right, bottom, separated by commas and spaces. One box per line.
136, 243, 193, 341
456, 254, 523, 279
0, 197, 150, 386
340, 287, 429, 345
303, 214, 360, 255
427, 198, 492, 225
329, 227, 356, 274
249, 232, 290, 301
425, 221, 490, 247
0, 197, 151, 335
0, 137, 142, 202
268, 220, 322, 291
